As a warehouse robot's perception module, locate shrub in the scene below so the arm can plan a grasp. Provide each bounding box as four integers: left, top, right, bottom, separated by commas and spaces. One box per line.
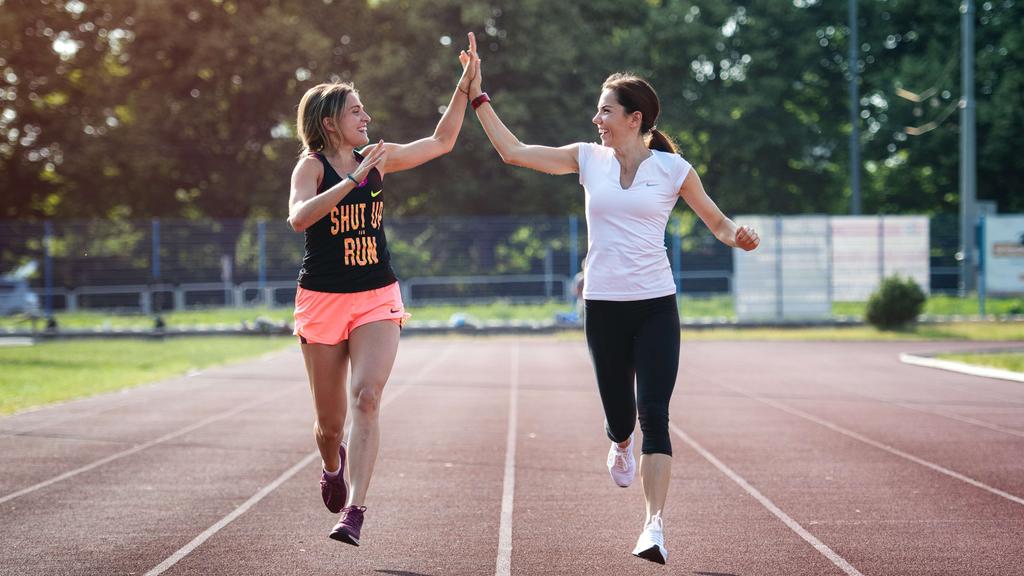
866, 275, 926, 329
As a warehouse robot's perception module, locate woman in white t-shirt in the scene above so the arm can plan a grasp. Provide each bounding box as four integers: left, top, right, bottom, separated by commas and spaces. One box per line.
462, 50, 759, 564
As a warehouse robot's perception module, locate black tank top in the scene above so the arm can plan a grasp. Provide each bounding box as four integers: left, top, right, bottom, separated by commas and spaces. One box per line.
297, 151, 398, 292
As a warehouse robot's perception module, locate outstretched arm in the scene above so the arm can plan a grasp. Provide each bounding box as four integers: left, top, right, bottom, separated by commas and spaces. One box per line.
679, 170, 759, 251
467, 40, 579, 175
369, 33, 477, 175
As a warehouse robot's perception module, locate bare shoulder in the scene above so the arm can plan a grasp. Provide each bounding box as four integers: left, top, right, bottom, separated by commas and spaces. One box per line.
294, 154, 323, 176
292, 155, 324, 196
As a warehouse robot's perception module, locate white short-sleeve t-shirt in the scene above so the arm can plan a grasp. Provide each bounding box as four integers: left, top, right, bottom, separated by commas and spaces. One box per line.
578, 142, 692, 301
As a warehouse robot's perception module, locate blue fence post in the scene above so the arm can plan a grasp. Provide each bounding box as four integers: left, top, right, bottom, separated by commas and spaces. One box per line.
258, 219, 267, 302
44, 221, 54, 319
151, 218, 160, 282
977, 214, 986, 317
568, 215, 578, 281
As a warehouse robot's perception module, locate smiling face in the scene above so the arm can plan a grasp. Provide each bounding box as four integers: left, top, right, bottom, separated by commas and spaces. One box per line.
592, 88, 642, 148
324, 92, 371, 149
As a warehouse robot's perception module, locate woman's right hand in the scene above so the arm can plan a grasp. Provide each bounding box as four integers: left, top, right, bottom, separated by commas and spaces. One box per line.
457, 32, 478, 95
352, 139, 388, 181
468, 42, 483, 99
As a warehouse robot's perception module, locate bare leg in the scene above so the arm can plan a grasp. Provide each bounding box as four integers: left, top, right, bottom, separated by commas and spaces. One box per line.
345, 320, 401, 507
640, 453, 672, 524
300, 341, 349, 473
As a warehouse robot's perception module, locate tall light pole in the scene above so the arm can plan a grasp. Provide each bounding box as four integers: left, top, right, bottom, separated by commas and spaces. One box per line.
849, 0, 861, 215
959, 0, 977, 293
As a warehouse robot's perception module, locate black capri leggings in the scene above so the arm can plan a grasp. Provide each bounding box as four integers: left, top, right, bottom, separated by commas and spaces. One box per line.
584, 294, 680, 456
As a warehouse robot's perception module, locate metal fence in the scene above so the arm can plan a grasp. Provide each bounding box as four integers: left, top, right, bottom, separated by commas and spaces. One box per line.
0, 214, 964, 314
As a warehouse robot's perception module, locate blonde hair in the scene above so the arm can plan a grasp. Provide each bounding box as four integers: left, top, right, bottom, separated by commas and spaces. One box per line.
296, 82, 357, 156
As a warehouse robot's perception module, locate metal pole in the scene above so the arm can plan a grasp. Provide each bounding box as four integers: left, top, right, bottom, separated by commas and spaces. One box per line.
959, 0, 977, 293
258, 220, 266, 291
878, 215, 885, 283
568, 215, 578, 278
826, 217, 834, 317
151, 218, 160, 281
544, 247, 553, 299
977, 214, 985, 316
44, 221, 53, 319
775, 216, 784, 320
849, 0, 861, 215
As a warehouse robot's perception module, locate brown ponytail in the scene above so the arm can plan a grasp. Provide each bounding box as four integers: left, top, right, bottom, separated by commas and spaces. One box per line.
602, 72, 678, 154
645, 128, 677, 154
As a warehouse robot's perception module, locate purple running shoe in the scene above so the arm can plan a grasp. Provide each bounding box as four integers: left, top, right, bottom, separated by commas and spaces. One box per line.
319, 441, 348, 513
329, 505, 366, 546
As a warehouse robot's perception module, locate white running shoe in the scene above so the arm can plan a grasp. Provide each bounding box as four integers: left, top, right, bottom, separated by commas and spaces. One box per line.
607, 434, 636, 487
632, 512, 668, 564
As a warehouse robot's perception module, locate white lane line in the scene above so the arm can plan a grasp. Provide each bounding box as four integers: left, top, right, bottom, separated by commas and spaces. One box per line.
144, 345, 456, 576
670, 422, 866, 576
144, 450, 319, 576
797, 369, 1024, 440
721, 383, 1024, 507
495, 341, 520, 576
891, 401, 1024, 439
0, 387, 298, 506
900, 353, 1024, 383
0, 381, 217, 437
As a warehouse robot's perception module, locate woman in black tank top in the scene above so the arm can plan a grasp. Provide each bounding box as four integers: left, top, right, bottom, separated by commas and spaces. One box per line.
286, 33, 479, 546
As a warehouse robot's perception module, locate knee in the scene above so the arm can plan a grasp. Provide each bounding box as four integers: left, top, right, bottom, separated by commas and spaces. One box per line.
637, 402, 669, 430
315, 419, 343, 443
353, 384, 383, 416
605, 418, 635, 444
637, 406, 672, 454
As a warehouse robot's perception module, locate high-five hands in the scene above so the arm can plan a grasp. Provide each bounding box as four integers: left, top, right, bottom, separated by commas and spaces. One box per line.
457, 32, 479, 96
467, 33, 482, 98
735, 225, 759, 251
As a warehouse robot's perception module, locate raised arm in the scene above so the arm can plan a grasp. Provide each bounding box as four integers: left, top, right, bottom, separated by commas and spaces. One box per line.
366, 33, 478, 175
678, 169, 759, 251
467, 40, 579, 175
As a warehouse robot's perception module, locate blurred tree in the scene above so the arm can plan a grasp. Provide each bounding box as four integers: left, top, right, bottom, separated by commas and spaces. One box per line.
0, 0, 1021, 222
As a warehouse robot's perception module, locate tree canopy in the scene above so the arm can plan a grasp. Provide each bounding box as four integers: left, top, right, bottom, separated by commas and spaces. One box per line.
1, 0, 1020, 221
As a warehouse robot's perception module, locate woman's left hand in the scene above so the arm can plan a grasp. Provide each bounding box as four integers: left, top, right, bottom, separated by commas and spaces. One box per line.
457, 32, 478, 95
735, 225, 760, 251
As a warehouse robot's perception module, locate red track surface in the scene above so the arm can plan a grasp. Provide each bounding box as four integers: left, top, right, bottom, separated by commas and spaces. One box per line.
2, 338, 1023, 575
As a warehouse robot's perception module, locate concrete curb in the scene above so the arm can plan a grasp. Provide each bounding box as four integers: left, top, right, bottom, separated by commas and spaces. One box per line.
899, 352, 1024, 383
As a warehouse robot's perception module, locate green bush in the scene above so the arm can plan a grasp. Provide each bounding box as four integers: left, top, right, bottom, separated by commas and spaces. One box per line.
866, 275, 926, 329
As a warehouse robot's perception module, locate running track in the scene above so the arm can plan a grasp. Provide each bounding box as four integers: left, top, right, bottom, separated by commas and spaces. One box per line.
2, 338, 1023, 575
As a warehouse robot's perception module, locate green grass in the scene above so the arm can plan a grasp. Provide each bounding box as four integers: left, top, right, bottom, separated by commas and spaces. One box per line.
2, 295, 1020, 332
834, 295, 1024, 318
679, 322, 1024, 341
406, 301, 573, 323
0, 336, 294, 415
935, 352, 1024, 373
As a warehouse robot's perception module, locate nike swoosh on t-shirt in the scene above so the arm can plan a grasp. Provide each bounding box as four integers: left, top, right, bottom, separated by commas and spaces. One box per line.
370, 190, 383, 197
